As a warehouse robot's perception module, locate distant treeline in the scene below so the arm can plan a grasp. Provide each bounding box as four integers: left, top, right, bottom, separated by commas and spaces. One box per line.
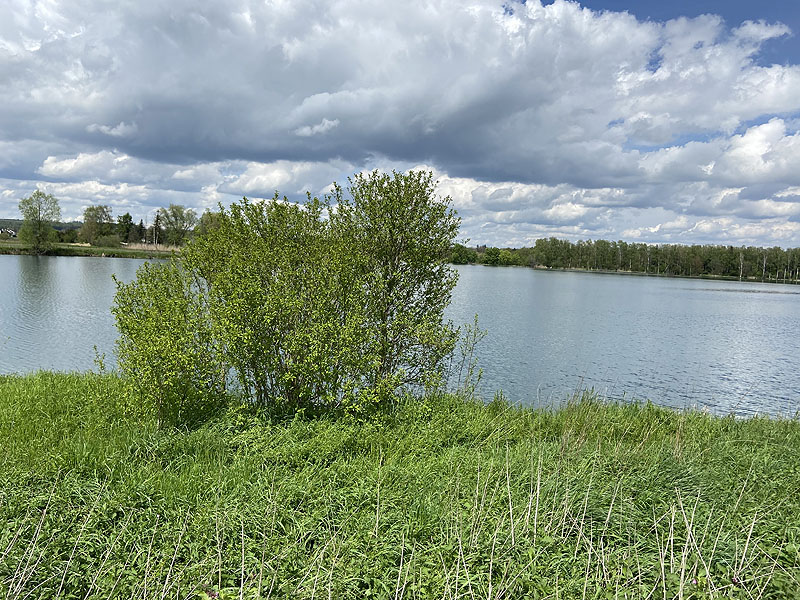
452, 238, 800, 283
0, 218, 80, 233
2, 202, 206, 248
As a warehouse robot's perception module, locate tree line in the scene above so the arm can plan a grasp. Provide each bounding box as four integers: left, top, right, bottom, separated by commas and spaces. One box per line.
14, 190, 799, 284
78, 203, 200, 247
452, 238, 800, 283
15, 190, 205, 253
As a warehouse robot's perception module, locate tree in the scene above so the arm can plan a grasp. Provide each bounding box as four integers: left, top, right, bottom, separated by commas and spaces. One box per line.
59, 228, 78, 243
148, 213, 163, 245
451, 243, 477, 264
80, 205, 114, 245
117, 212, 134, 241
134, 220, 146, 243
483, 247, 501, 265
159, 204, 197, 246
498, 249, 517, 266
194, 209, 223, 238
18, 190, 61, 254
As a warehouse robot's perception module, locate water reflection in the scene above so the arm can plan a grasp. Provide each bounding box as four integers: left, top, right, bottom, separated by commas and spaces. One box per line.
1, 255, 146, 373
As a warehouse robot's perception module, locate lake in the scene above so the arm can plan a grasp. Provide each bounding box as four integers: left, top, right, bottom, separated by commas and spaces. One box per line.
1, 255, 798, 416
0, 255, 145, 373
449, 265, 800, 416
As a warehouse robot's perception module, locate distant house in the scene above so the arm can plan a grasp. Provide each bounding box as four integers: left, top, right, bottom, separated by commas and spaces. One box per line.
0, 228, 16, 238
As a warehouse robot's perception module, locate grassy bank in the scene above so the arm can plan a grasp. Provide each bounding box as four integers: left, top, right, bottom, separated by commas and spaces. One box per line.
1, 373, 798, 598
0, 239, 176, 259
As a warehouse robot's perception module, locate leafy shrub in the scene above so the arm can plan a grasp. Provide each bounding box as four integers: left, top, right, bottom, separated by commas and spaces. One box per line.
185, 195, 370, 412
333, 170, 460, 394
113, 170, 460, 421
94, 234, 121, 247
112, 261, 227, 427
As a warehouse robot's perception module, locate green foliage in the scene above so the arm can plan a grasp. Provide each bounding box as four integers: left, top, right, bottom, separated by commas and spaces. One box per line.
482, 246, 501, 265
58, 228, 78, 243
333, 170, 460, 392
80, 204, 114, 245
116, 170, 460, 418
452, 314, 486, 400
159, 203, 197, 245
18, 190, 61, 254
472, 246, 523, 266
94, 233, 122, 248
186, 195, 369, 412
18, 220, 59, 250
133, 219, 146, 242
523, 237, 800, 281
464, 239, 800, 281
112, 261, 228, 428
450, 242, 478, 264
498, 248, 519, 265
194, 209, 223, 238
116, 212, 134, 240
148, 213, 164, 245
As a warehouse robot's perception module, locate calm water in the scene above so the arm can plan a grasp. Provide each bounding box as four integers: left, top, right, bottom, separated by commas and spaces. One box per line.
447, 265, 800, 416
0, 255, 147, 373
1, 256, 798, 416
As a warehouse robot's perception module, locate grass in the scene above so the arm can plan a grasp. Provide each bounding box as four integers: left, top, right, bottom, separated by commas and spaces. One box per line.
0, 239, 176, 259
1, 372, 799, 598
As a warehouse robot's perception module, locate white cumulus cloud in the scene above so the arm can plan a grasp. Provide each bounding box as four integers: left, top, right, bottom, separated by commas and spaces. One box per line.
1, 0, 800, 247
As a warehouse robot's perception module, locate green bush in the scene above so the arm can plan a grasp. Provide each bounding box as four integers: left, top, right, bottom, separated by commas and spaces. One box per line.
333, 170, 460, 396
113, 170, 460, 422
112, 261, 228, 427
94, 233, 121, 247
185, 195, 370, 412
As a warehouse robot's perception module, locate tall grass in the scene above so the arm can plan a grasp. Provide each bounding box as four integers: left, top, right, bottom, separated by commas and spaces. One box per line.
1, 372, 798, 598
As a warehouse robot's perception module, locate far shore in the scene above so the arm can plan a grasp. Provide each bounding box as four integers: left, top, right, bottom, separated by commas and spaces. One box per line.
0, 239, 177, 259
529, 264, 800, 285
3, 240, 799, 286
464, 261, 800, 285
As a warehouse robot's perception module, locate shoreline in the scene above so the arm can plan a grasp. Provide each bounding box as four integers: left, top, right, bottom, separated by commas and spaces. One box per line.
462, 261, 800, 285
0, 240, 176, 260
3, 241, 798, 285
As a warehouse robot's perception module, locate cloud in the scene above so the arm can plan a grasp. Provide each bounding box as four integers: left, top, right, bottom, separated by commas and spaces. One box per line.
294, 118, 340, 137
221, 159, 356, 198
86, 122, 138, 138
38, 151, 130, 179
1, 0, 800, 247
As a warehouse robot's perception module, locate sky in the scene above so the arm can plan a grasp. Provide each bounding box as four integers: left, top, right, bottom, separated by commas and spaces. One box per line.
2, 0, 800, 247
